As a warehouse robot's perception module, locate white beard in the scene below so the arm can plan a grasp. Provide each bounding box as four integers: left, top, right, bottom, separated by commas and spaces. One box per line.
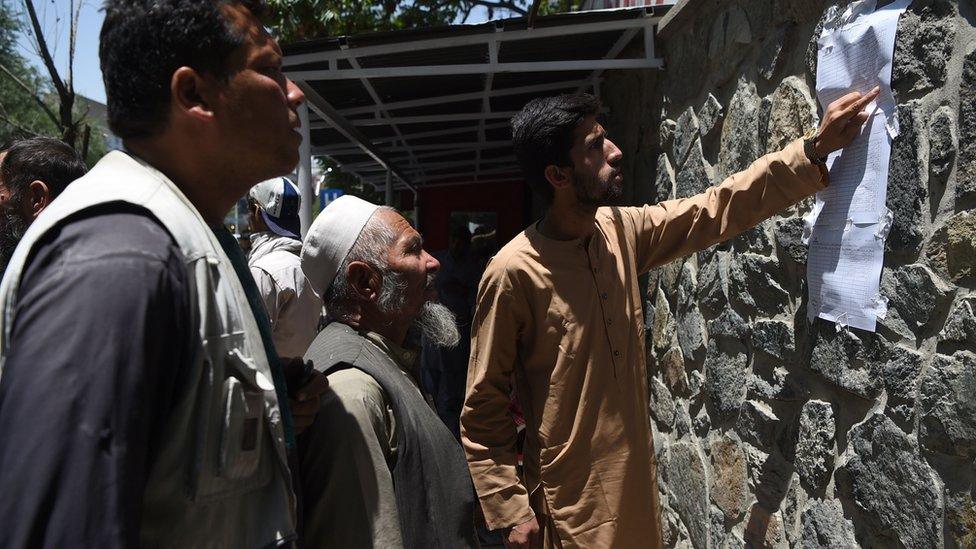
415, 301, 460, 349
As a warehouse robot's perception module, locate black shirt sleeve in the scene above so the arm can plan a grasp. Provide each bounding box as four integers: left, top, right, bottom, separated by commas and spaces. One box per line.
0, 205, 194, 548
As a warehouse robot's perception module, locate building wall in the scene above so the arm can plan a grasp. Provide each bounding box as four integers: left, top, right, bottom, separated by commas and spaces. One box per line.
601, 1, 976, 547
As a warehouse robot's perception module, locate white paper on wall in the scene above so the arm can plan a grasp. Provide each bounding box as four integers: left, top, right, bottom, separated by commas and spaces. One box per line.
807, 0, 911, 332
807, 224, 888, 332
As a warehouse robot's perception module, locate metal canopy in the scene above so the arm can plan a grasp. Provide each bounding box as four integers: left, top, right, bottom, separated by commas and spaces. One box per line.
283, 6, 670, 194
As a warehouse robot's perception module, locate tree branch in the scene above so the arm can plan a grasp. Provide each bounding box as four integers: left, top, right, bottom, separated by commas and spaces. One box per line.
0, 102, 42, 138
20, 0, 69, 100
20, 0, 77, 145
0, 61, 60, 127
463, 0, 528, 16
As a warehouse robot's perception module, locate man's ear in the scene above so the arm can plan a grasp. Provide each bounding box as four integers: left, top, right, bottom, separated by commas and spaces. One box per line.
543, 164, 572, 192
26, 180, 50, 220
346, 261, 382, 303
171, 66, 218, 124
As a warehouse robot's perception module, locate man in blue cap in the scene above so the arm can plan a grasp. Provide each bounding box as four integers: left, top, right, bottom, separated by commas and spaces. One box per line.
248, 176, 323, 359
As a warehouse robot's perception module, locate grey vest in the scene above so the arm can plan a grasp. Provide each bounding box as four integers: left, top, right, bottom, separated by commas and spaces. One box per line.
0, 151, 296, 547
306, 322, 478, 548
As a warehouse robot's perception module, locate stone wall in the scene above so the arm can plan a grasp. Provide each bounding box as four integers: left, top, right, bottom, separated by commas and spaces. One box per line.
601, 1, 976, 547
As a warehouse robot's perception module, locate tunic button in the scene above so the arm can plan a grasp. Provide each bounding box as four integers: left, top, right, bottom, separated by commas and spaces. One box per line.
601, 292, 608, 300
607, 318, 613, 325
614, 350, 621, 357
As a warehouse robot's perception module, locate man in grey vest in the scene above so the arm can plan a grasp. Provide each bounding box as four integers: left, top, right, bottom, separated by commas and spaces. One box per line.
299, 195, 478, 548
0, 1, 327, 547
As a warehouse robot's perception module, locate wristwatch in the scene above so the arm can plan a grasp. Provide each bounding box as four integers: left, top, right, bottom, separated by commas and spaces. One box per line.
803, 130, 829, 166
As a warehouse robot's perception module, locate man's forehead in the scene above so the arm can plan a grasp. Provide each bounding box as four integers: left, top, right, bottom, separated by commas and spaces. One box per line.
573, 116, 604, 145
221, 2, 281, 60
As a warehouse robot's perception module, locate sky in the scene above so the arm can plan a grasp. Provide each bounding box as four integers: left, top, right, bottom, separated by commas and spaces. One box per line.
14, 2, 498, 105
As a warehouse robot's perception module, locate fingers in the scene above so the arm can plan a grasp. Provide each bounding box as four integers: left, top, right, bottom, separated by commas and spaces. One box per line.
843, 86, 880, 120
827, 92, 861, 111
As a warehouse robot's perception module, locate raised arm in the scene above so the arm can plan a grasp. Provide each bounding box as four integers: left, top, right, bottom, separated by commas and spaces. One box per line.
626, 88, 879, 272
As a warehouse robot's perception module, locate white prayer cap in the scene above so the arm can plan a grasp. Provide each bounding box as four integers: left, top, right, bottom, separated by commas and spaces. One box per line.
301, 195, 380, 298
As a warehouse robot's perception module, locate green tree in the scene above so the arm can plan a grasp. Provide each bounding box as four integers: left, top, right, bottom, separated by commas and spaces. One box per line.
0, 0, 105, 163
0, 0, 56, 144
265, 0, 557, 43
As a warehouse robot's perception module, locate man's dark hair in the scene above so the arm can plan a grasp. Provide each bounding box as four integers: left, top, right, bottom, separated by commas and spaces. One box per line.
510, 94, 601, 206
0, 138, 87, 202
99, 0, 267, 140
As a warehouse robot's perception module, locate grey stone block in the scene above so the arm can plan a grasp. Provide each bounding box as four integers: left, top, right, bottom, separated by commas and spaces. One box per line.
928, 106, 956, 182
663, 442, 710, 549
891, 1, 956, 95
882, 263, 955, 335
697, 93, 724, 139
774, 217, 807, 265
710, 436, 749, 522
809, 327, 883, 399
765, 76, 819, 155
707, 308, 749, 340
674, 107, 700, 168
718, 78, 761, 182
705, 340, 749, 417
939, 296, 976, 347
650, 376, 677, 430
886, 101, 928, 253
697, 250, 731, 314
919, 351, 976, 459
730, 253, 790, 317
655, 153, 676, 203
799, 499, 857, 549
837, 413, 944, 548
795, 400, 835, 491
758, 27, 787, 82
736, 400, 778, 450
676, 140, 714, 199
959, 47, 976, 203
751, 319, 795, 362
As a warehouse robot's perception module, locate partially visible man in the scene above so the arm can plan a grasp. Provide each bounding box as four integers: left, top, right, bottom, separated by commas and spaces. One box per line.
463, 89, 878, 548
248, 176, 322, 358
0, 1, 327, 547
299, 195, 478, 549
421, 223, 480, 439
0, 138, 87, 272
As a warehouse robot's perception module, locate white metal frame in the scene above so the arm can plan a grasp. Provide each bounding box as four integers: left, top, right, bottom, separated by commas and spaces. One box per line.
287, 10, 663, 192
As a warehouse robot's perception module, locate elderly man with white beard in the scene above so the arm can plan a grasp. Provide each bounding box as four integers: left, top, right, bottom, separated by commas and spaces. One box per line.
298, 195, 478, 549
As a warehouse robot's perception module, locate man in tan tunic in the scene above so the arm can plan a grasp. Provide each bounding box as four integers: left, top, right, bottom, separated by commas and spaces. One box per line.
461, 88, 878, 548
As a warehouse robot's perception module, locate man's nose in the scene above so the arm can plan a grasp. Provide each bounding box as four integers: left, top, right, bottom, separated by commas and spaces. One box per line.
426, 251, 441, 274
607, 138, 623, 165
286, 78, 305, 109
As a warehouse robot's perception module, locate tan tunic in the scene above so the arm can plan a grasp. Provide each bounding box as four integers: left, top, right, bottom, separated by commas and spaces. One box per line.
461, 139, 826, 548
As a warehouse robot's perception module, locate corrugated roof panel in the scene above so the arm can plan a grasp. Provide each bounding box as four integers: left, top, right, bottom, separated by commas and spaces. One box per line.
370, 74, 485, 103
498, 30, 629, 63
358, 44, 488, 69
308, 80, 373, 110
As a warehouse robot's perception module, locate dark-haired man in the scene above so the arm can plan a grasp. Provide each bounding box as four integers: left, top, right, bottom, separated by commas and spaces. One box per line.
462, 89, 879, 548
0, 1, 327, 547
0, 137, 87, 272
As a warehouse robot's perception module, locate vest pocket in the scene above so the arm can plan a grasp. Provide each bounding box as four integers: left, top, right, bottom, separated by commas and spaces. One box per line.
191, 345, 273, 501
219, 376, 265, 479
